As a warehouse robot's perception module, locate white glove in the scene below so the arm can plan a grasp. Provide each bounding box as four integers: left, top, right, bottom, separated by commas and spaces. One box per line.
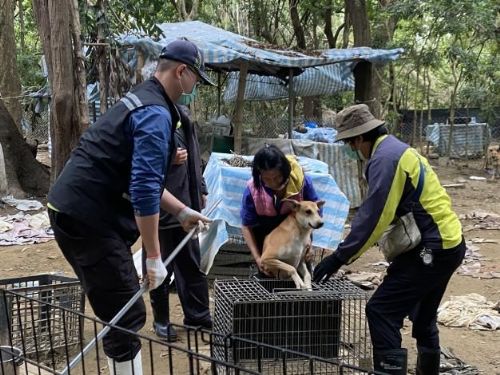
145, 256, 168, 290
176, 206, 212, 232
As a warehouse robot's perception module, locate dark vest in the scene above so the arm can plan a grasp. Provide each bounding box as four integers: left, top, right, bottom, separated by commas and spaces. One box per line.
48, 77, 179, 243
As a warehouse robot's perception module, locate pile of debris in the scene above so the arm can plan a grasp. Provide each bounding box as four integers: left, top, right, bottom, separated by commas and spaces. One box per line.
221, 154, 252, 168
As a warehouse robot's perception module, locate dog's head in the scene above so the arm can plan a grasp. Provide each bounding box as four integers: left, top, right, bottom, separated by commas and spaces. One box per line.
283, 199, 325, 230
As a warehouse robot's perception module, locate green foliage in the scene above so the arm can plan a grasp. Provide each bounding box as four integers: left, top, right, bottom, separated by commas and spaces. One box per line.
16, 52, 46, 90
10, 0, 498, 124
380, 0, 497, 118
14, 0, 44, 90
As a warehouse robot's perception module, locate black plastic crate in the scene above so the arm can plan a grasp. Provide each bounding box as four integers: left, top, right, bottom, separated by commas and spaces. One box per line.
0, 274, 85, 355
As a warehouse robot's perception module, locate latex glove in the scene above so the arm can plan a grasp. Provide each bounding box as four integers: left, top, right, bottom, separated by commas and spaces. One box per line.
176, 206, 212, 232
313, 253, 344, 283
145, 256, 168, 290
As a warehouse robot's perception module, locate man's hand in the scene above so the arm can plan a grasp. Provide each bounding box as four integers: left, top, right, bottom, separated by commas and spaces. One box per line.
176, 206, 212, 232
313, 253, 344, 283
145, 256, 168, 289
173, 148, 188, 165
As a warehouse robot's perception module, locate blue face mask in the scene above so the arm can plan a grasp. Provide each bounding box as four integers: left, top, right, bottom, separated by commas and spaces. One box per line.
177, 85, 197, 106
342, 144, 359, 160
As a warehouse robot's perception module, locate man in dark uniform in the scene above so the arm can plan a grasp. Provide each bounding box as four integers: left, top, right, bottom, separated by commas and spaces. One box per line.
143, 105, 212, 342
47, 39, 214, 375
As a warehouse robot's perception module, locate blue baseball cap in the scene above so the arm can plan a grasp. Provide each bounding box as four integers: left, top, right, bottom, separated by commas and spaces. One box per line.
159, 39, 215, 86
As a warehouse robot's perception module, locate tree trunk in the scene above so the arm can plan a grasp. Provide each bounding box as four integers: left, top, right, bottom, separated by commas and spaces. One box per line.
289, 0, 306, 49
33, 0, 88, 180
342, 7, 350, 48
18, 0, 26, 52
173, 0, 200, 20
345, 0, 377, 115
0, 98, 49, 196
0, 0, 23, 128
345, 0, 371, 45
425, 68, 431, 122
289, 0, 318, 119
233, 62, 248, 154
323, 1, 335, 48
412, 66, 420, 146
96, 0, 109, 113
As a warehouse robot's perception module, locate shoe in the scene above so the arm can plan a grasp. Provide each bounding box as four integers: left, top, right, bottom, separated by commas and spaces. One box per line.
184, 318, 213, 330
153, 321, 178, 342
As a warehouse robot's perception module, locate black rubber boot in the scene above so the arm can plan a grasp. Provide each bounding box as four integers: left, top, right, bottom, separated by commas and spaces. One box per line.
150, 281, 177, 342
373, 348, 408, 375
416, 347, 441, 375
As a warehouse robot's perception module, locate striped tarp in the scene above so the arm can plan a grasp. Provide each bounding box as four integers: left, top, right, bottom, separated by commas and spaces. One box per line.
118, 21, 403, 79
199, 152, 350, 270
223, 64, 354, 102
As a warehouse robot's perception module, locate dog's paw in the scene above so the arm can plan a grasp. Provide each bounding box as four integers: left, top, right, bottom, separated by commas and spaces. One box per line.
301, 282, 312, 290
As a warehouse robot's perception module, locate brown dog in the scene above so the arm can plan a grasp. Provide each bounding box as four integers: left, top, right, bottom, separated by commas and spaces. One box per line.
260, 199, 325, 289
486, 145, 500, 179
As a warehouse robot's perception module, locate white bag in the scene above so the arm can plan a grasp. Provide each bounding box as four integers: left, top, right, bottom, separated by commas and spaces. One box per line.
379, 212, 421, 262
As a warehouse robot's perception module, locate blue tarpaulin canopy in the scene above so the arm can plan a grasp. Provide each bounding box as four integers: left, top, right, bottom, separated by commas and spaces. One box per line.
117, 21, 403, 142
118, 20, 403, 80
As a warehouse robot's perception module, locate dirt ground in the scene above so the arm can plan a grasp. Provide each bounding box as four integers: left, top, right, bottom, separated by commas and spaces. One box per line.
0, 159, 499, 374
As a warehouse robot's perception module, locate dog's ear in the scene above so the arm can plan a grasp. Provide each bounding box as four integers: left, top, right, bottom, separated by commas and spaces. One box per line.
282, 199, 300, 211
316, 200, 326, 209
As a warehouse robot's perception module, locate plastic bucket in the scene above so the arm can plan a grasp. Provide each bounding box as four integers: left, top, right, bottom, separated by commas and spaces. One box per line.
0, 347, 22, 375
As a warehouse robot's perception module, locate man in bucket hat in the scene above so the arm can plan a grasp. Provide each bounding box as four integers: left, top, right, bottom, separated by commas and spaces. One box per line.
48, 39, 214, 375
314, 104, 465, 375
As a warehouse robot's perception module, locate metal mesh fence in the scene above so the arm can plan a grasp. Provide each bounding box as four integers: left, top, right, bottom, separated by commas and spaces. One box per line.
20, 93, 50, 144
394, 109, 500, 158
19, 85, 499, 165
0, 289, 378, 375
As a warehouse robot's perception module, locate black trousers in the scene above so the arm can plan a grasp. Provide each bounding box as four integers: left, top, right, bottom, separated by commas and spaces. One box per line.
142, 226, 210, 324
49, 210, 146, 361
365, 238, 466, 351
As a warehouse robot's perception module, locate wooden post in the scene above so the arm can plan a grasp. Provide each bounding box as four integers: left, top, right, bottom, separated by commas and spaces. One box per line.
217, 72, 221, 117
353, 60, 376, 115
233, 62, 248, 154
135, 49, 145, 84
288, 69, 295, 139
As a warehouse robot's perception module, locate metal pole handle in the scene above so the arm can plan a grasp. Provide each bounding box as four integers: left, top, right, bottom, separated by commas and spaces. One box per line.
60, 199, 221, 374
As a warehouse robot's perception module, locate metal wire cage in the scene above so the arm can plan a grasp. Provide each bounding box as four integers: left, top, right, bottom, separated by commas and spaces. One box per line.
0, 275, 85, 356
0, 289, 379, 375
213, 278, 372, 374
